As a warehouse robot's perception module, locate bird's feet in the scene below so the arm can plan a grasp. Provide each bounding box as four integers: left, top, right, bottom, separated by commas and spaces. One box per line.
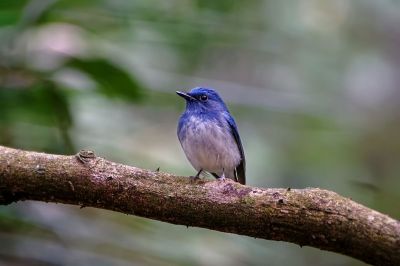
189, 169, 203, 183
189, 176, 201, 183
189, 175, 201, 183
217, 173, 226, 182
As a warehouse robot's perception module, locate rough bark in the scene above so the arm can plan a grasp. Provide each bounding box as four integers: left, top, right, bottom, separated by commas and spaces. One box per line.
0, 145, 399, 265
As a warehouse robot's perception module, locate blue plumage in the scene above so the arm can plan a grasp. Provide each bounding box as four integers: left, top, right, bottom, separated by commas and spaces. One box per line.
176, 87, 246, 184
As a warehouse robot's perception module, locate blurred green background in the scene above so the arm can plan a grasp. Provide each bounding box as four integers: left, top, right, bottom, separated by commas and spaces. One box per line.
1, 0, 399, 265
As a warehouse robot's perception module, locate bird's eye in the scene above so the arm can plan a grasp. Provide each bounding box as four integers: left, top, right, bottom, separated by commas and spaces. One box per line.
200, 95, 208, 101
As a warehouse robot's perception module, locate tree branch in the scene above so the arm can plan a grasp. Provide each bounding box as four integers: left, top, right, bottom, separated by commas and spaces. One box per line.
0, 145, 399, 265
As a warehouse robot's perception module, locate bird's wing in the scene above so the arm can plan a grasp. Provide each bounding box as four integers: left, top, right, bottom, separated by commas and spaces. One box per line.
225, 114, 246, 185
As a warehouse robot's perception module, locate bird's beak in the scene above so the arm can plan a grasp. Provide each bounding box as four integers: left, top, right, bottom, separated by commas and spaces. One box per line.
176, 91, 196, 101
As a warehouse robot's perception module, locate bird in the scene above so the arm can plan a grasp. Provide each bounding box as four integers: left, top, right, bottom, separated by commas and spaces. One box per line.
176, 87, 246, 185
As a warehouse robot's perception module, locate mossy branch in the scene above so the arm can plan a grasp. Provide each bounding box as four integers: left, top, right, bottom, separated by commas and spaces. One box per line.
0, 145, 399, 265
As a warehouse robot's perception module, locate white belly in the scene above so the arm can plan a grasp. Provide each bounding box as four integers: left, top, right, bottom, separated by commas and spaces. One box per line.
179, 117, 241, 179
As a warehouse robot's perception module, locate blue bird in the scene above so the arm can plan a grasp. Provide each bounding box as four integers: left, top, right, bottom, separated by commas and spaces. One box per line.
176, 87, 246, 184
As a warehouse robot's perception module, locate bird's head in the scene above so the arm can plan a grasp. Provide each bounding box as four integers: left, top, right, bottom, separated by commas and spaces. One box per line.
176, 87, 228, 113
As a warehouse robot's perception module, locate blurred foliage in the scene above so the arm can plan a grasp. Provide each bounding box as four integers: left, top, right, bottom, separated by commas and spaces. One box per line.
1, 0, 400, 265
66, 57, 143, 100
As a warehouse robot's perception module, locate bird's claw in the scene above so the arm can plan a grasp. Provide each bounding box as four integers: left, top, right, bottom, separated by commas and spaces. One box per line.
217, 176, 226, 182
189, 175, 201, 183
